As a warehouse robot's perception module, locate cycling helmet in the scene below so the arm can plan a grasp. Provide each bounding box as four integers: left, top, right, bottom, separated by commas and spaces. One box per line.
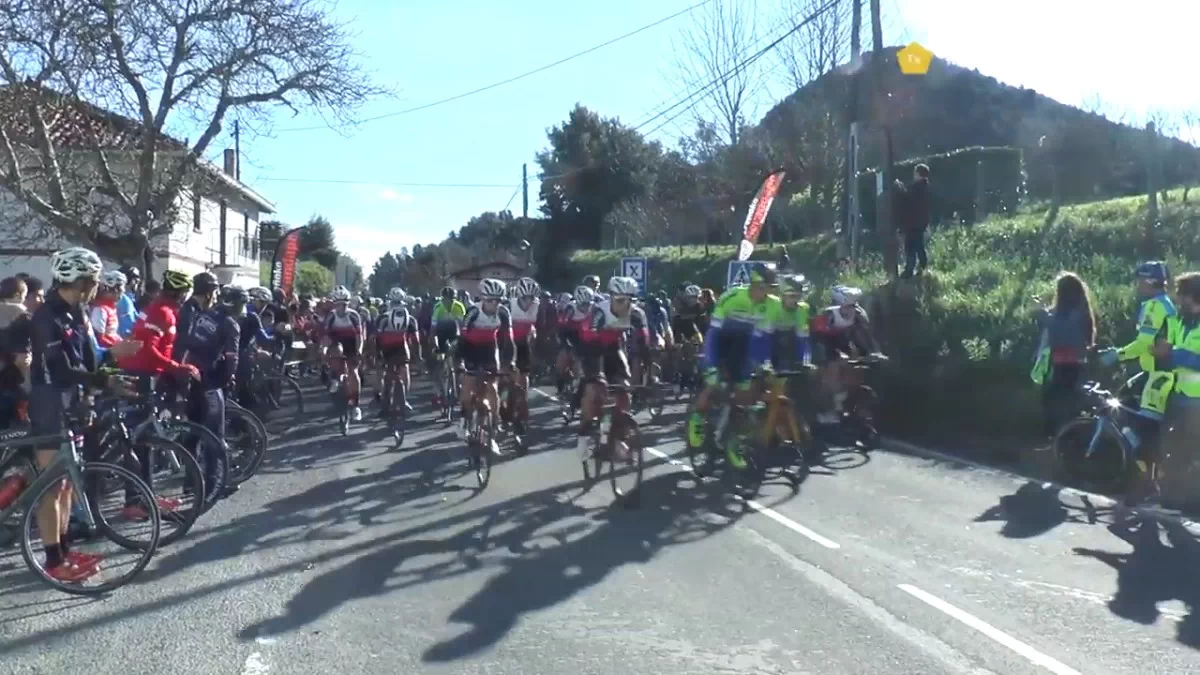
329, 286, 352, 302
748, 262, 779, 285
831, 285, 863, 306
557, 292, 572, 308
1134, 261, 1170, 284
162, 269, 193, 292
221, 284, 249, 306
780, 274, 811, 295
100, 270, 127, 290
514, 277, 539, 298
479, 278, 506, 298
192, 271, 219, 294
608, 276, 638, 297
50, 247, 103, 284
247, 286, 272, 303
582, 274, 600, 288
118, 264, 141, 281
574, 285, 595, 306
683, 284, 701, 299
540, 290, 552, 301
388, 287, 406, 303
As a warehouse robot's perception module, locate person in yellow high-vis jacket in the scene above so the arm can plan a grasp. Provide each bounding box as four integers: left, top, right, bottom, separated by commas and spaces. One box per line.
1152, 272, 1200, 507
1099, 261, 1176, 421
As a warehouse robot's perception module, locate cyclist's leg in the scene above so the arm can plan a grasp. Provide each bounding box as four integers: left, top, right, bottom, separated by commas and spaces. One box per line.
609, 346, 632, 413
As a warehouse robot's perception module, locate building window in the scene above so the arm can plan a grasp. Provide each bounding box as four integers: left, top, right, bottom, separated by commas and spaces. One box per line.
192, 194, 202, 233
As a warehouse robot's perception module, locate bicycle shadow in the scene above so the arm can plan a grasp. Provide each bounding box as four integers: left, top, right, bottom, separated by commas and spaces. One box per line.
975, 481, 1115, 539
1073, 517, 1200, 649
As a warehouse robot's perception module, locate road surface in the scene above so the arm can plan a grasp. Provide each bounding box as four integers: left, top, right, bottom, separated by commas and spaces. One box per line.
2, 380, 1198, 674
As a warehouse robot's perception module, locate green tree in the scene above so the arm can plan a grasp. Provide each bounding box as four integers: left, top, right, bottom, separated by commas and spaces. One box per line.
369, 252, 407, 297
294, 260, 334, 297
299, 214, 340, 269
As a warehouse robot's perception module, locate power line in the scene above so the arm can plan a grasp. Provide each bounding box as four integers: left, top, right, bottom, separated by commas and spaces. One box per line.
256, 177, 517, 188
278, 1, 713, 133
502, 184, 522, 211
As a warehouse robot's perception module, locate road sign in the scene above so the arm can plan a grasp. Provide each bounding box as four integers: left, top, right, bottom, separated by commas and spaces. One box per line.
621, 256, 648, 294
727, 260, 766, 288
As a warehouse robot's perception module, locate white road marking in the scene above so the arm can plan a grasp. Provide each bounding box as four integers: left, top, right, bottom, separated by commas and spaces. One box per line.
897, 584, 1082, 675
241, 651, 271, 675
530, 387, 839, 549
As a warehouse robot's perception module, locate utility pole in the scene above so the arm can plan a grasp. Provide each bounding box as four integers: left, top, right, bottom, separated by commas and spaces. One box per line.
847, 0, 863, 269
869, 0, 898, 279
521, 163, 529, 218
233, 119, 241, 181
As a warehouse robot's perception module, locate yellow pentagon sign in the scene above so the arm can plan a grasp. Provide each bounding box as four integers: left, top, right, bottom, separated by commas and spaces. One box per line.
897, 42, 933, 75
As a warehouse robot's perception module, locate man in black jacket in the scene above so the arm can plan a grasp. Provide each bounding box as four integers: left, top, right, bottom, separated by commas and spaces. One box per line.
896, 163, 932, 279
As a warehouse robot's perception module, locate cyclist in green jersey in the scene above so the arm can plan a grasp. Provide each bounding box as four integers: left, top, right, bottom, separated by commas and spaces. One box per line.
769, 274, 812, 371
685, 262, 781, 469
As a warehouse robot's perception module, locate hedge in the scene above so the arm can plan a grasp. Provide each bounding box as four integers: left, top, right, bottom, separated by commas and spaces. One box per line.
857, 146, 1024, 228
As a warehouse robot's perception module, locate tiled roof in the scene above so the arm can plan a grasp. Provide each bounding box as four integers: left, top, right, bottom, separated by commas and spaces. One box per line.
0, 84, 184, 152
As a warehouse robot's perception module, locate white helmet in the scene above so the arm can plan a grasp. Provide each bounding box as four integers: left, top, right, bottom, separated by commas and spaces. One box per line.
388, 287, 406, 303
608, 276, 638, 297
557, 292, 572, 308
831, 285, 863, 306
573, 285, 595, 306
101, 270, 127, 289
514, 277, 539, 298
329, 286, 352, 302
683, 284, 701, 299
479, 278, 506, 298
50, 247, 102, 284
247, 286, 272, 303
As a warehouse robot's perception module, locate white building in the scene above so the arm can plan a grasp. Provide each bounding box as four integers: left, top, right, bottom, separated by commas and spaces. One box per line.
0, 86, 274, 287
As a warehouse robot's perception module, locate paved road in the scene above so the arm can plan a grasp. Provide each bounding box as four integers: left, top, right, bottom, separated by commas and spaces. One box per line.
2, 379, 1199, 674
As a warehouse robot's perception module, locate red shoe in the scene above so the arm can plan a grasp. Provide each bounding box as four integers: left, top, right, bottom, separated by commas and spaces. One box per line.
120, 504, 151, 521
65, 550, 103, 569
46, 559, 101, 583
156, 495, 182, 513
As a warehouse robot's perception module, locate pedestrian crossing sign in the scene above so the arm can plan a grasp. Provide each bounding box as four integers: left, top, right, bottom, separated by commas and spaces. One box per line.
727, 260, 765, 288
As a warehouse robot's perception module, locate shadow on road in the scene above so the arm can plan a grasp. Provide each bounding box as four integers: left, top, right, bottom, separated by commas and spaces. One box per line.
975, 481, 1116, 539
1073, 517, 1200, 649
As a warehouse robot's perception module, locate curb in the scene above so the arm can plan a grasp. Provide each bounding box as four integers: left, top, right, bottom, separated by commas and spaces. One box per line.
880, 435, 1200, 530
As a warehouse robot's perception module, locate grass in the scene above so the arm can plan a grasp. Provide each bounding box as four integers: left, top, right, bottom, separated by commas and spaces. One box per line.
567, 187, 1200, 450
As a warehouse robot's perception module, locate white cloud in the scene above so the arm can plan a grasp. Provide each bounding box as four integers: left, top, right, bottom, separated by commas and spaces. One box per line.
378, 188, 413, 204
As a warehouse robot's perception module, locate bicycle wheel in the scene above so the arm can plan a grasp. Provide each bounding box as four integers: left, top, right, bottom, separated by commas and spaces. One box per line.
21, 462, 160, 595
470, 410, 490, 488
608, 410, 644, 501
259, 375, 305, 432
580, 427, 602, 485
391, 378, 407, 449
226, 405, 269, 485
0, 453, 36, 548
1053, 416, 1132, 494
108, 438, 204, 547
147, 420, 229, 514
844, 385, 880, 448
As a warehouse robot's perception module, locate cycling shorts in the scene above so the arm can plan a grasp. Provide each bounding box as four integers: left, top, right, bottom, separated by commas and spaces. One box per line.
460, 340, 499, 375
379, 344, 412, 365
332, 336, 361, 361
558, 326, 581, 349
671, 316, 701, 341
711, 330, 754, 385
582, 344, 631, 384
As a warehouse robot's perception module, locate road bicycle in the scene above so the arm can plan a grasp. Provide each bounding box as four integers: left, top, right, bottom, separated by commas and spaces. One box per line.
579, 382, 644, 503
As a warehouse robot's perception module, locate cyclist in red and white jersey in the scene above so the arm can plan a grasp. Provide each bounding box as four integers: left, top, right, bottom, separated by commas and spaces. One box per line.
555, 285, 595, 394
459, 278, 514, 453
576, 276, 647, 458
322, 286, 366, 421
506, 277, 540, 435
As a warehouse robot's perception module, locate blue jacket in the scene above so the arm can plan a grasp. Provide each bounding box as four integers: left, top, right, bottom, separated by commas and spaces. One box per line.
177, 307, 240, 389
116, 292, 138, 337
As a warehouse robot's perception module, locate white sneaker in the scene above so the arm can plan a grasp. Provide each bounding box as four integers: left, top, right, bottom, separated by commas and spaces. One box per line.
351, 406, 363, 422
575, 435, 591, 460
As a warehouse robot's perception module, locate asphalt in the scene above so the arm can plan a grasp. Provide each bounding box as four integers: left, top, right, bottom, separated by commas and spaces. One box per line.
2, 377, 1199, 674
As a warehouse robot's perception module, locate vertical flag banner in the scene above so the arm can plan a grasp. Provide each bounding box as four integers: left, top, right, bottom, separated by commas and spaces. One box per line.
271, 226, 305, 297
737, 169, 787, 261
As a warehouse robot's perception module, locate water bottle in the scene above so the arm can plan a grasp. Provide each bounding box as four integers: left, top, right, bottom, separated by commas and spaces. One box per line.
0, 473, 27, 510
1121, 426, 1141, 450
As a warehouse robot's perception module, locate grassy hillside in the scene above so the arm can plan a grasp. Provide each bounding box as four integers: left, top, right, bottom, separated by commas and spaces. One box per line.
568, 188, 1200, 447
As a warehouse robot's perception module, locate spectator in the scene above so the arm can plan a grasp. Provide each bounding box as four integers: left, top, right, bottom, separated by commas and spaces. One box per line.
1033, 272, 1096, 437
89, 270, 126, 361
116, 265, 141, 336
896, 163, 932, 279
0, 277, 32, 414
18, 274, 44, 312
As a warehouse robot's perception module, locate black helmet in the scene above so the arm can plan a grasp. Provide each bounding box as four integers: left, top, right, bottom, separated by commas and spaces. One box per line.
220, 285, 249, 306
193, 271, 219, 294
441, 286, 454, 299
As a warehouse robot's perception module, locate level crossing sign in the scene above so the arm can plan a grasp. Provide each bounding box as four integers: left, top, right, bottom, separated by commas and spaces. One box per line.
621, 256, 648, 295
727, 260, 766, 288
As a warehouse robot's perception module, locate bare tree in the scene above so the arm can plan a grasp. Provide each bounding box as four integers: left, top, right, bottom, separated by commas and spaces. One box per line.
776, 0, 851, 90
0, 0, 383, 267
672, 0, 765, 147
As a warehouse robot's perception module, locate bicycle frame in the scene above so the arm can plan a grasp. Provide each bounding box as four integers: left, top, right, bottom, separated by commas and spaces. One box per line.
760, 374, 808, 447
0, 429, 98, 530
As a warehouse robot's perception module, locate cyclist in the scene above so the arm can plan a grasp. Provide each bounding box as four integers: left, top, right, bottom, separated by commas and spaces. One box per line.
576, 276, 648, 459
582, 275, 601, 294
810, 285, 884, 425
431, 286, 467, 408
771, 274, 813, 371
671, 284, 706, 345
556, 285, 595, 396
322, 286, 366, 422
375, 287, 420, 416
1100, 261, 1176, 415
685, 263, 781, 470
115, 264, 141, 337
235, 286, 274, 409
458, 278, 514, 455
506, 277, 540, 436
89, 270, 126, 360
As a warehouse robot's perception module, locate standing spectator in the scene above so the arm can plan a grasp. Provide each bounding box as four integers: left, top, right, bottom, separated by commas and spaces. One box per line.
116, 265, 140, 336
89, 271, 126, 362
1033, 272, 1096, 437
0, 276, 32, 422
17, 273, 44, 312
896, 163, 932, 279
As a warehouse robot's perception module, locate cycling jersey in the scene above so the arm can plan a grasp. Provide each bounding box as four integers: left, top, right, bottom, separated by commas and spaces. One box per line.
375, 306, 419, 348
509, 298, 539, 342
179, 307, 240, 389
119, 297, 183, 374
461, 304, 513, 346
557, 302, 591, 329
1119, 293, 1176, 373
432, 300, 467, 326
582, 299, 648, 348
89, 299, 120, 349
324, 308, 365, 341
703, 287, 778, 373
810, 305, 875, 360
30, 290, 98, 389
769, 301, 811, 368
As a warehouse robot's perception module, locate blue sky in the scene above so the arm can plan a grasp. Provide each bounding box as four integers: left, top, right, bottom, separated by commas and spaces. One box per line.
228, 0, 1198, 270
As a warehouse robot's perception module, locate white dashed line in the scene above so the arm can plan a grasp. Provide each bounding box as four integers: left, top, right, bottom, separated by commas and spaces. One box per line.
530, 387, 840, 549
241, 651, 271, 675
897, 584, 1082, 675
